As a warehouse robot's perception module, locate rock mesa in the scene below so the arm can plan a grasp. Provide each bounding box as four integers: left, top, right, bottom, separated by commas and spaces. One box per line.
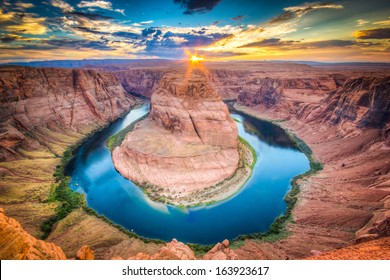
113, 69, 239, 198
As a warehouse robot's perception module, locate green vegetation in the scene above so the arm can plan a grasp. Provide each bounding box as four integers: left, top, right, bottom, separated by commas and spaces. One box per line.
229, 109, 323, 249
239, 136, 257, 168
187, 243, 214, 256
107, 115, 147, 151
40, 113, 127, 239
41, 147, 84, 239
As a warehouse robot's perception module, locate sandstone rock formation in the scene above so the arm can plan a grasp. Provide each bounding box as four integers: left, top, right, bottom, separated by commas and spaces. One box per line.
356, 210, 390, 243
122, 238, 238, 260
112, 69, 239, 199
0, 208, 66, 260
203, 239, 238, 260
115, 69, 165, 98
321, 77, 390, 129
76, 245, 95, 260
127, 239, 196, 260
0, 66, 136, 161
307, 237, 390, 260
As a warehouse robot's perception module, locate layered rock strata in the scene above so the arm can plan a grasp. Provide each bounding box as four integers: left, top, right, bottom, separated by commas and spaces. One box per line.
230, 75, 390, 259
0, 208, 66, 260
0, 66, 147, 258
113, 70, 239, 200
0, 66, 136, 161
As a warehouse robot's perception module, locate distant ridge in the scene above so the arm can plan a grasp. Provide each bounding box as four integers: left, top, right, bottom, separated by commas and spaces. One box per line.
1, 58, 175, 68
2, 59, 390, 69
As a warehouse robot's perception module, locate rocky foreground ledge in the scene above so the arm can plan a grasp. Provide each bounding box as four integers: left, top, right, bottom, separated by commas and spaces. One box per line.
112, 69, 254, 206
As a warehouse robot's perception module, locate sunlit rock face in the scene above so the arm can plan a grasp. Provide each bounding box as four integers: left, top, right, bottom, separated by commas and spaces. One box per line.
150, 70, 238, 148
112, 69, 239, 195
0, 208, 67, 260
0, 66, 136, 161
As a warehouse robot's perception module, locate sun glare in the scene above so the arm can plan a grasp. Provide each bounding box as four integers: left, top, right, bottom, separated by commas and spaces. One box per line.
190, 54, 204, 63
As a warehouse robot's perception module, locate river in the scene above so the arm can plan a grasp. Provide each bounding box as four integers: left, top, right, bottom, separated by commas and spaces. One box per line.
67, 103, 310, 244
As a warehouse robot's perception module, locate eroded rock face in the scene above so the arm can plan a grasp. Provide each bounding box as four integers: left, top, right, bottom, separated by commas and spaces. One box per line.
76, 245, 95, 260
125, 238, 237, 260
0, 66, 136, 161
203, 239, 238, 260
113, 70, 239, 195
356, 210, 390, 243
307, 237, 390, 260
321, 77, 390, 128
115, 69, 165, 98
0, 208, 66, 260
150, 70, 237, 148
127, 239, 196, 260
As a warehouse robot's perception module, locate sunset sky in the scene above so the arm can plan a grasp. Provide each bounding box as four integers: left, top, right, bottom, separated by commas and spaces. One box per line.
0, 0, 389, 62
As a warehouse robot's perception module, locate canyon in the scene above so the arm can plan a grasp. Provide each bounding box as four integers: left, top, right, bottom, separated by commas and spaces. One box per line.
111, 69, 254, 205
0, 62, 389, 259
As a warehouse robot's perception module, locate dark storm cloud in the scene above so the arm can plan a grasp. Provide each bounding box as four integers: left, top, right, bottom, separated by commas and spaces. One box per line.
74, 26, 110, 35
162, 31, 230, 47
269, 10, 296, 24
174, 0, 221, 15
239, 38, 382, 49
354, 28, 390, 39
113, 31, 141, 39
303, 40, 356, 48
2, 38, 112, 51
46, 39, 113, 50
0, 45, 53, 50
269, 2, 343, 24
0, 34, 21, 43
142, 27, 160, 37
232, 15, 244, 21
67, 11, 113, 21
239, 38, 297, 48
198, 50, 249, 57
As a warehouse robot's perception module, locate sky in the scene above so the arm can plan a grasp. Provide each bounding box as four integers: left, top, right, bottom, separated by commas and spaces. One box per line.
0, 0, 389, 62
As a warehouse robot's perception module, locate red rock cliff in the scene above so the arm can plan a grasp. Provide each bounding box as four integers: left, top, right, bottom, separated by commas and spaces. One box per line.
0, 208, 66, 260
0, 66, 136, 161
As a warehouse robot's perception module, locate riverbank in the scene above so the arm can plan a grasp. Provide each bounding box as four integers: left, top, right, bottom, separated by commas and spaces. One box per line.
229, 103, 390, 259
0, 100, 166, 259
227, 105, 322, 247
107, 115, 256, 207
67, 104, 313, 251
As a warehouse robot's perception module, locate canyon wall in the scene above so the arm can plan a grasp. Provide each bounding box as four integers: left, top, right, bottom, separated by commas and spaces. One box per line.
0, 66, 158, 259
231, 73, 390, 259
115, 69, 165, 98
320, 77, 390, 129
0, 66, 136, 161
108, 63, 346, 102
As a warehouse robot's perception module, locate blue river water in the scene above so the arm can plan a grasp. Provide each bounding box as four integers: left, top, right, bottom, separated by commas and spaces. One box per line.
67, 104, 310, 244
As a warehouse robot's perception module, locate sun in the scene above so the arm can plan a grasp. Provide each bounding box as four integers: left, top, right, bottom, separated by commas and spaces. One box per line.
190, 54, 204, 64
